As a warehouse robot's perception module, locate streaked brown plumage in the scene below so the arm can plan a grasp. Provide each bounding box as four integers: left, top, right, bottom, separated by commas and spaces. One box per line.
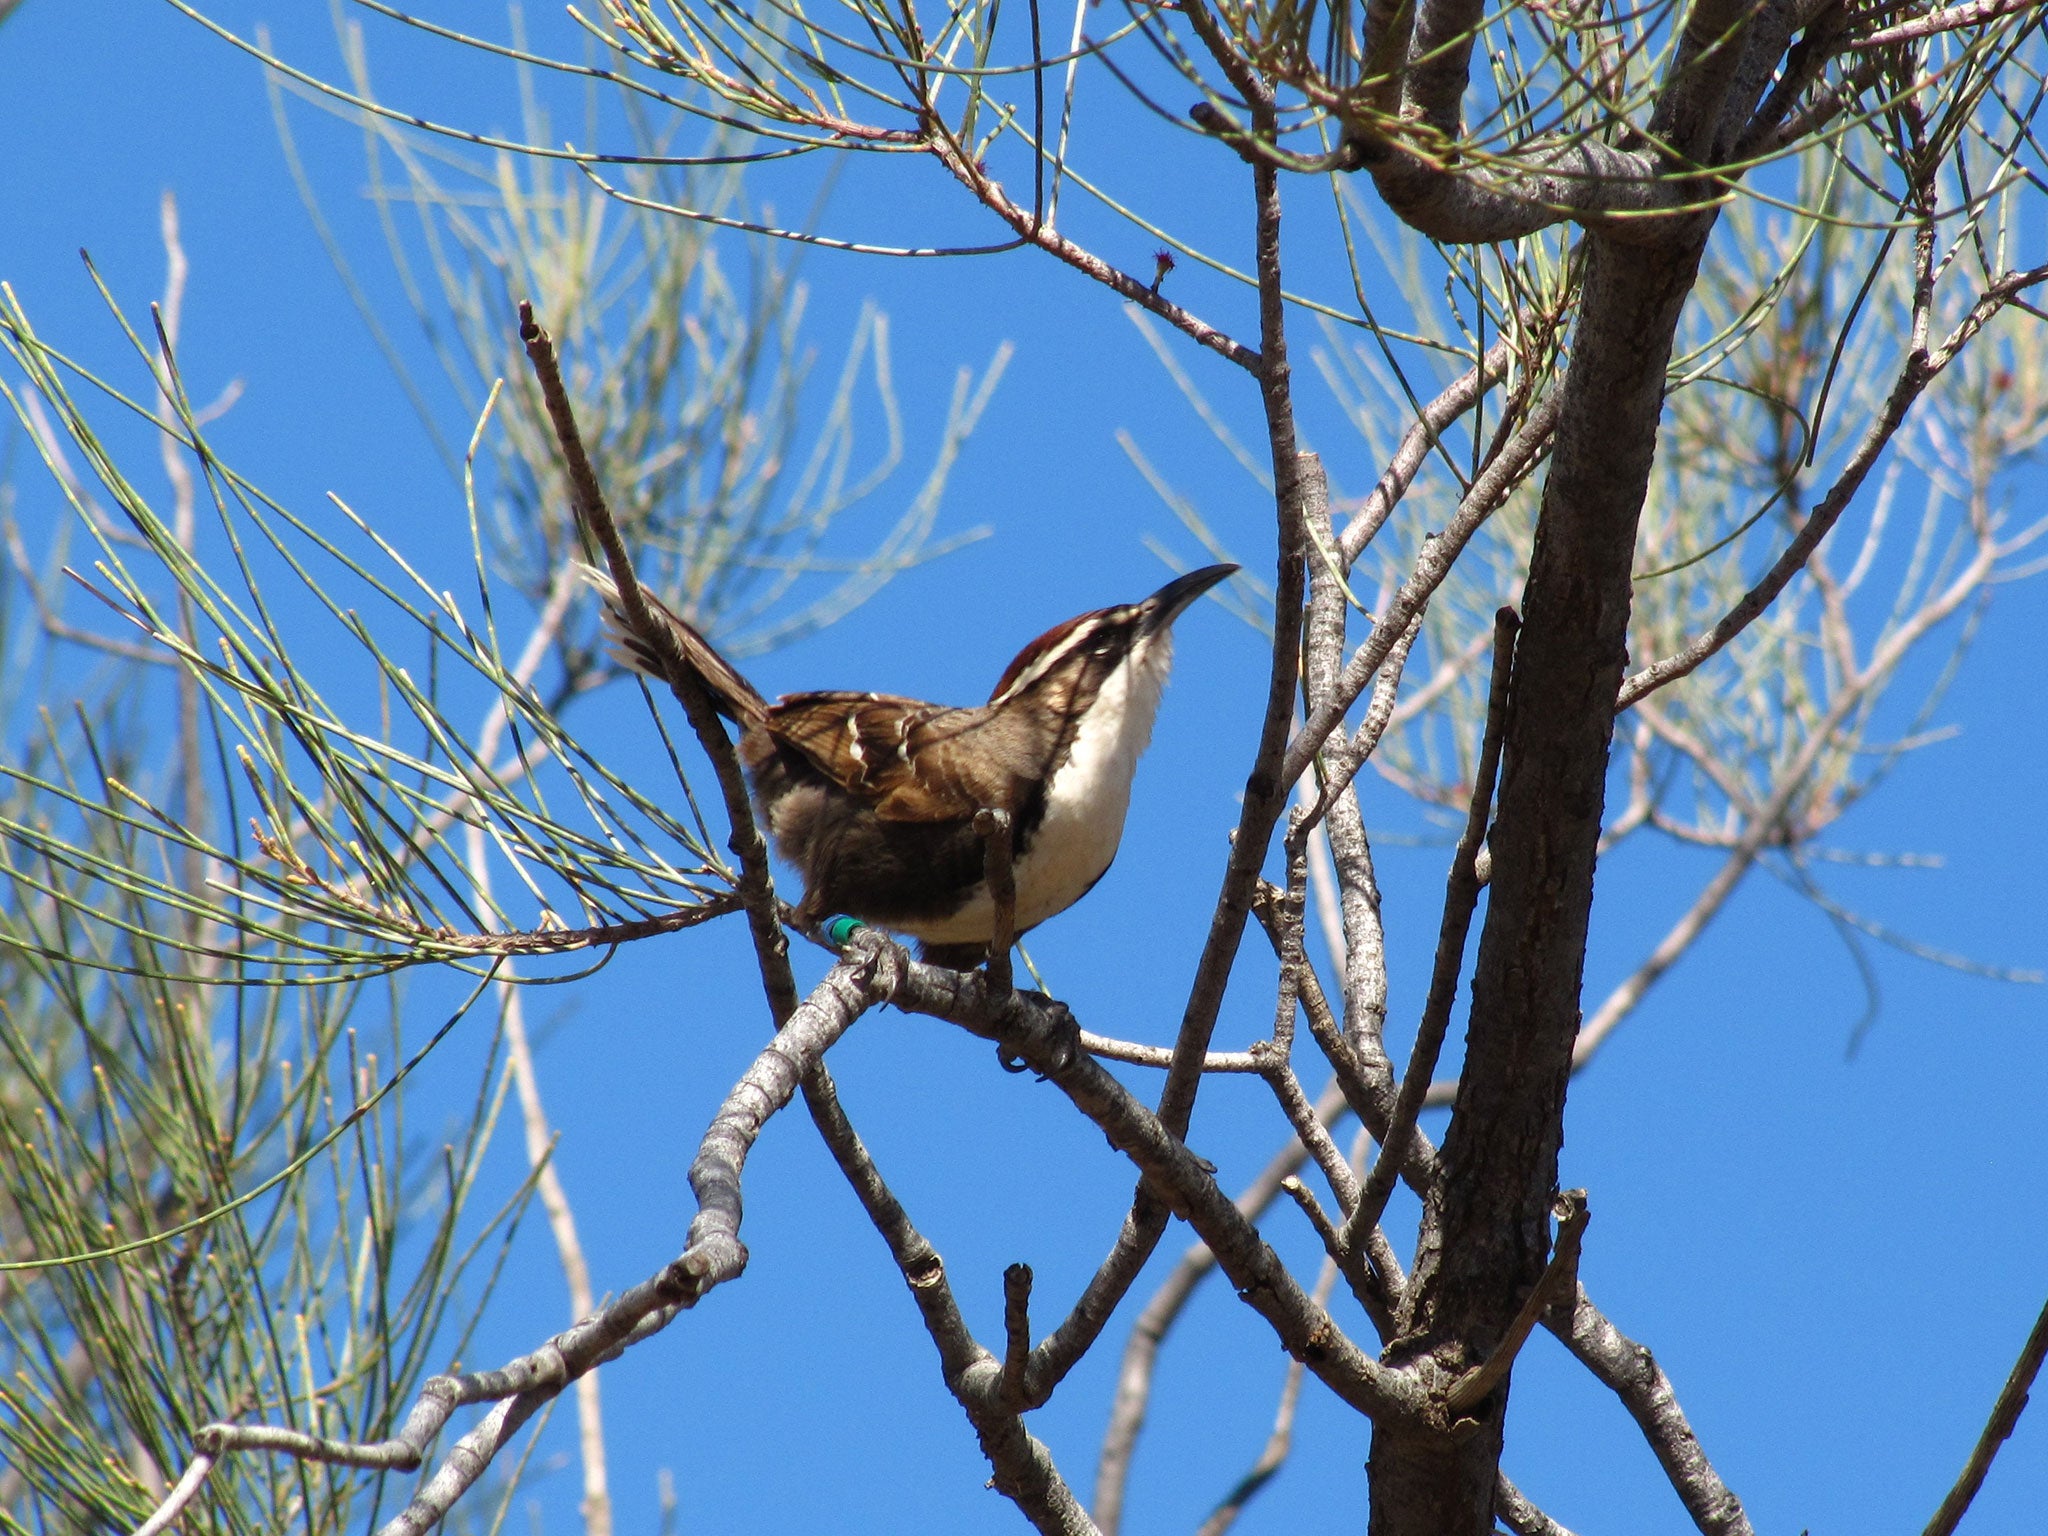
583, 563, 1235, 966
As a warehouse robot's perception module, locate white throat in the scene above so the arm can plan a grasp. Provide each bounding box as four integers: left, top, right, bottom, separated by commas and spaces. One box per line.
907, 632, 1174, 945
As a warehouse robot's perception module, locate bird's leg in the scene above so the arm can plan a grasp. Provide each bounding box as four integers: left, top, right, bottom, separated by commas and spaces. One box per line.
974, 807, 1017, 994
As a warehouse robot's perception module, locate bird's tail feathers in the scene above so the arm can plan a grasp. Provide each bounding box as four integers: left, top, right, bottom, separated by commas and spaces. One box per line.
575, 562, 769, 726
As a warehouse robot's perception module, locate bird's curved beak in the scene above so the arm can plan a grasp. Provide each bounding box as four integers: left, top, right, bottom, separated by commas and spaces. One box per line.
1138, 563, 1238, 635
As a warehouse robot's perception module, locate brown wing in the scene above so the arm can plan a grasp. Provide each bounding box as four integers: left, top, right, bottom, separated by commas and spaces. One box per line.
765, 692, 991, 823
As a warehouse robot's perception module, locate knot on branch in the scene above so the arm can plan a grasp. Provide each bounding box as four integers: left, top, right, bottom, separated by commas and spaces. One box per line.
673, 1232, 748, 1290
904, 1248, 947, 1290
1298, 1316, 1339, 1363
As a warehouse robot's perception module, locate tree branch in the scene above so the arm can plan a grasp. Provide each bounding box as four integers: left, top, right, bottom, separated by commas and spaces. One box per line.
1619, 262, 2048, 709
1284, 388, 1558, 789
519, 302, 799, 1024
133, 945, 893, 1536
1545, 1285, 1754, 1535
1347, 608, 1518, 1246
795, 1021, 1102, 1534
924, 130, 1259, 372
1000, 1264, 1035, 1408
1092, 1077, 1349, 1535
1446, 1191, 1587, 1413
1157, 159, 1308, 1141
880, 955, 1432, 1424
1402, 0, 1483, 135
1853, 0, 2040, 48
1495, 1473, 1581, 1536
1351, 134, 1685, 244
1340, 336, 1517, 563
1922, 1290, 2048, 1536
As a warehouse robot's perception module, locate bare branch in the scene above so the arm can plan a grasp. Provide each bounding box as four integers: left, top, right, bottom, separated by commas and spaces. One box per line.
1403, 0, 1487, 135
1281, 1174, 1346, 1258
1853, 0, 2041, 48
683, 944, 893, 1289
1620, 264, 2048, 711
1570, 839, 1761, 1068
796, 1023, 1102, 1533
1353, 135, 1686, 244
415, 896, 742, 957
131, 1454, 217, 1536
128, 943, 895, 1536
1255, 1036, 1362, 1213
1651, 0, 1773, 161
1546, 1288, 1755, 1536
882, 954, 1431, 1423
1496, 1473, 1581, 1536
520, 302, 799, 1022
1922, 1291, 2048, 1536
1000, 1264, 1036, 1408
1340, 336, 1517, 564
1157, 168, 1310, 1141
1286, 389, 1559, 788
1446, 1191, 1588, 1413
1093, 1077, 1349, 1535
1076, 1033, 1265, 1072
1347, 608, 1519, 1245
924, 132, 1259, 372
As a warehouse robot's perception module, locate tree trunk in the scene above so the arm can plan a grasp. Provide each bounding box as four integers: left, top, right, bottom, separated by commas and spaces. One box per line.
1367, 222, 1714, 1533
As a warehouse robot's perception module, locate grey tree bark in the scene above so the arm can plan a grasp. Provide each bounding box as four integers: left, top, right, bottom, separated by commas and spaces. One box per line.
1367, 227, 1716, 1532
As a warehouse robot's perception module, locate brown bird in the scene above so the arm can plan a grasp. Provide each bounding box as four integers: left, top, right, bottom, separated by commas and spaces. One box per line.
583, 562, 1236, 967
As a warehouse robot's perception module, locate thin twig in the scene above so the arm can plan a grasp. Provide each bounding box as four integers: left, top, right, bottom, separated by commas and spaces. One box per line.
924, 130, 1258, 372
1154, 166, 1308, 1141
1620, 264, 2048, 711
1546, 1288, 1754, 1536
1852, 0, 2039, 48
1253, 891, 1413, 1177
999, 1264, 1036, 1408
1256, 1039, 1361, 1212
1285, 391, 1558, 789
1340, 335, 1517, 563
1447, 1191, 1588, 1412
418, 895, 742, 956
1076, 1032, 1263, 1071
519, 302, 798, 1023
1346, 608, 1519, 1248
131, 1453, 217, 1536
1092, 1077, 1349, 1535
1495, 1473, 1581, 1536
1922, 1291, 2048, 1536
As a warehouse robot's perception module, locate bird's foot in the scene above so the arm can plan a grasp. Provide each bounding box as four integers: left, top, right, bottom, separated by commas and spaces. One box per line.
996, 994, 1080, 1077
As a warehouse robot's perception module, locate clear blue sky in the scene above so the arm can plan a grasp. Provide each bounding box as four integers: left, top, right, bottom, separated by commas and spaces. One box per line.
3, 3, 2045, 1533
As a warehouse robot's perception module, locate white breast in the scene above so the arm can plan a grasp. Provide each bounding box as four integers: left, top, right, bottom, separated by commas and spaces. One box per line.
905, 632, 1174, 947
